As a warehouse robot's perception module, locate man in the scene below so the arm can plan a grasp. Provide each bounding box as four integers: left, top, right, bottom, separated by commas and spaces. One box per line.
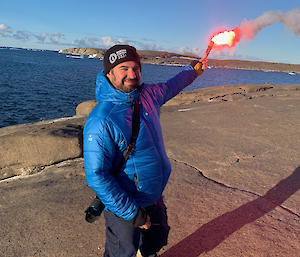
83, 44, 207, 257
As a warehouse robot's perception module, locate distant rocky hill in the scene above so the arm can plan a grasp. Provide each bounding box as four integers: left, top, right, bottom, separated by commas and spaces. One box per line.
60, 47, 300, 74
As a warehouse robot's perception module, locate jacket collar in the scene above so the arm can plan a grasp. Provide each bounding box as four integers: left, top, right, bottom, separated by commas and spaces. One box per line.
95, 70, 140, 105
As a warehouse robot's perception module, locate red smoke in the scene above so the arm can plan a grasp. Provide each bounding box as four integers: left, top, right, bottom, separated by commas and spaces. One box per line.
209, 7, 300, 52
241, 7, 300, 41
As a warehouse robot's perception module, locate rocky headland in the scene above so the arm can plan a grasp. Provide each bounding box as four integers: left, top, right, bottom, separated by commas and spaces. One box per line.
60, 47, 300, 74
1, 83, 300, 256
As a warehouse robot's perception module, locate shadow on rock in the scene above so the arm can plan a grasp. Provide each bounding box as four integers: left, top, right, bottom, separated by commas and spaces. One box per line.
50, 124, 83, 153
161, 166, 300, 257
50, 124, 83, 138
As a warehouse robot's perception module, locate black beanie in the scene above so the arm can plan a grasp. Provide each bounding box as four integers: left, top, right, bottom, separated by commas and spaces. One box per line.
103, 45, 141, 74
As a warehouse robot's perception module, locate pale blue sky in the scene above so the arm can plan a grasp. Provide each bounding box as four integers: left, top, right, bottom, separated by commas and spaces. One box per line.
1, 0, 299, 64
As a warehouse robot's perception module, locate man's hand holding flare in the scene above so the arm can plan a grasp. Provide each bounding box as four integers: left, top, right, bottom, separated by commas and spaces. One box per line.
191, 40, 214, 76
191, 56, 208, 76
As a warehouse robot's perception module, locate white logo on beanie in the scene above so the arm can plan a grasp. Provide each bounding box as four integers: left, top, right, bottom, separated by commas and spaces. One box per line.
109, 53, 117, 64
109, 49, 127, 64
116, 49, 127, 59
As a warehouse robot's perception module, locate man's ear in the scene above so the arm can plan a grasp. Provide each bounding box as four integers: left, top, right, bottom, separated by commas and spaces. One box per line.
106, 70, 111, 80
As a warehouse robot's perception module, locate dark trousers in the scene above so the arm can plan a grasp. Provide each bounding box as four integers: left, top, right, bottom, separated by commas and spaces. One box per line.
103, 196, 170, 257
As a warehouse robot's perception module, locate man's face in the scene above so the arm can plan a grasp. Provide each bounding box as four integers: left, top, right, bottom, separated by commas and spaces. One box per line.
106, 61, 141, 93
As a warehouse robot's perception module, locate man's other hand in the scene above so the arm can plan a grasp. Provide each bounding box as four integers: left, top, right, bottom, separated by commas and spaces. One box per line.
139, 215, 151, 230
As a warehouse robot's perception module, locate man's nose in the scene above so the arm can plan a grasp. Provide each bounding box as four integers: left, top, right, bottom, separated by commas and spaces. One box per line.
127, 69, 137, 79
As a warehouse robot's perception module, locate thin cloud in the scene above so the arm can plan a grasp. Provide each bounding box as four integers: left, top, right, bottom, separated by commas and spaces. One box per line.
191, 47, 204, 57
13, 30, 31, 41
88, 36, 99, 46
167, 46, 190, 54
0, 24, 13, 37
100, 36, 128, 48
34, 32, 66, 45
141, 38, 156, 42
35, 32, 47, 43
71, 36, 91, 47
101, 36, 119, 47
138, 42, 157, 51
48, 32, 64, 44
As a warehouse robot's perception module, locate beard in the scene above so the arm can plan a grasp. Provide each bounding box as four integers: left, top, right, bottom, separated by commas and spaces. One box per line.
114, 77, 140, 93
107, 69, 141, 93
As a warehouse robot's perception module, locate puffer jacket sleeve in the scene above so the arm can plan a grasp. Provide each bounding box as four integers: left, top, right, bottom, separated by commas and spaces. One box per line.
145, 65, 198, 107
83, 114, 139, 221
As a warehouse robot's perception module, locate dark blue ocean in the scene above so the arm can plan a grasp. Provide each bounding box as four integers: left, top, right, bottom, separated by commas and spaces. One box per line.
0, 48, 299, 128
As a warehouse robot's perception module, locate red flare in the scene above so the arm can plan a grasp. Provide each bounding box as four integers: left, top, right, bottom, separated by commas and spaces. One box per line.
210, 26, 243, 51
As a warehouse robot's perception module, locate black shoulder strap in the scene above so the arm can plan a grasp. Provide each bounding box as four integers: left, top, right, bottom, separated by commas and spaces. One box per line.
111, 100, 140, 177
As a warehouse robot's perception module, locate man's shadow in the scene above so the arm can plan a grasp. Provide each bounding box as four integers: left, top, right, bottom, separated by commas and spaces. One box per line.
161, 166, 300, 257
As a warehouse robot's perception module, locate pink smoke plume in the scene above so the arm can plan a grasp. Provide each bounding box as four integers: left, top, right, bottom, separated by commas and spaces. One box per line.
240, 7, 300, 41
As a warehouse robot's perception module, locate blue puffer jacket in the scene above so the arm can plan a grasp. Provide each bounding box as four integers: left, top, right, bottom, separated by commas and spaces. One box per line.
83, 65, 198, 221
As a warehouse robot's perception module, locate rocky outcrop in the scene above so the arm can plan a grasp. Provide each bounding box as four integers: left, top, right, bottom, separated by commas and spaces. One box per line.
0, 116, 85, 180
75, 100, 97, 116
59, 47, 106, 58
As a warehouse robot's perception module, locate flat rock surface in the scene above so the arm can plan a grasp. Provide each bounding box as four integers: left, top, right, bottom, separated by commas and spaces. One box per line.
1, 84, 300, 256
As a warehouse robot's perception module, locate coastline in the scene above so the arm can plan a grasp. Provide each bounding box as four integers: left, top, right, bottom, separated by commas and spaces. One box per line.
59, 47, 300, 74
